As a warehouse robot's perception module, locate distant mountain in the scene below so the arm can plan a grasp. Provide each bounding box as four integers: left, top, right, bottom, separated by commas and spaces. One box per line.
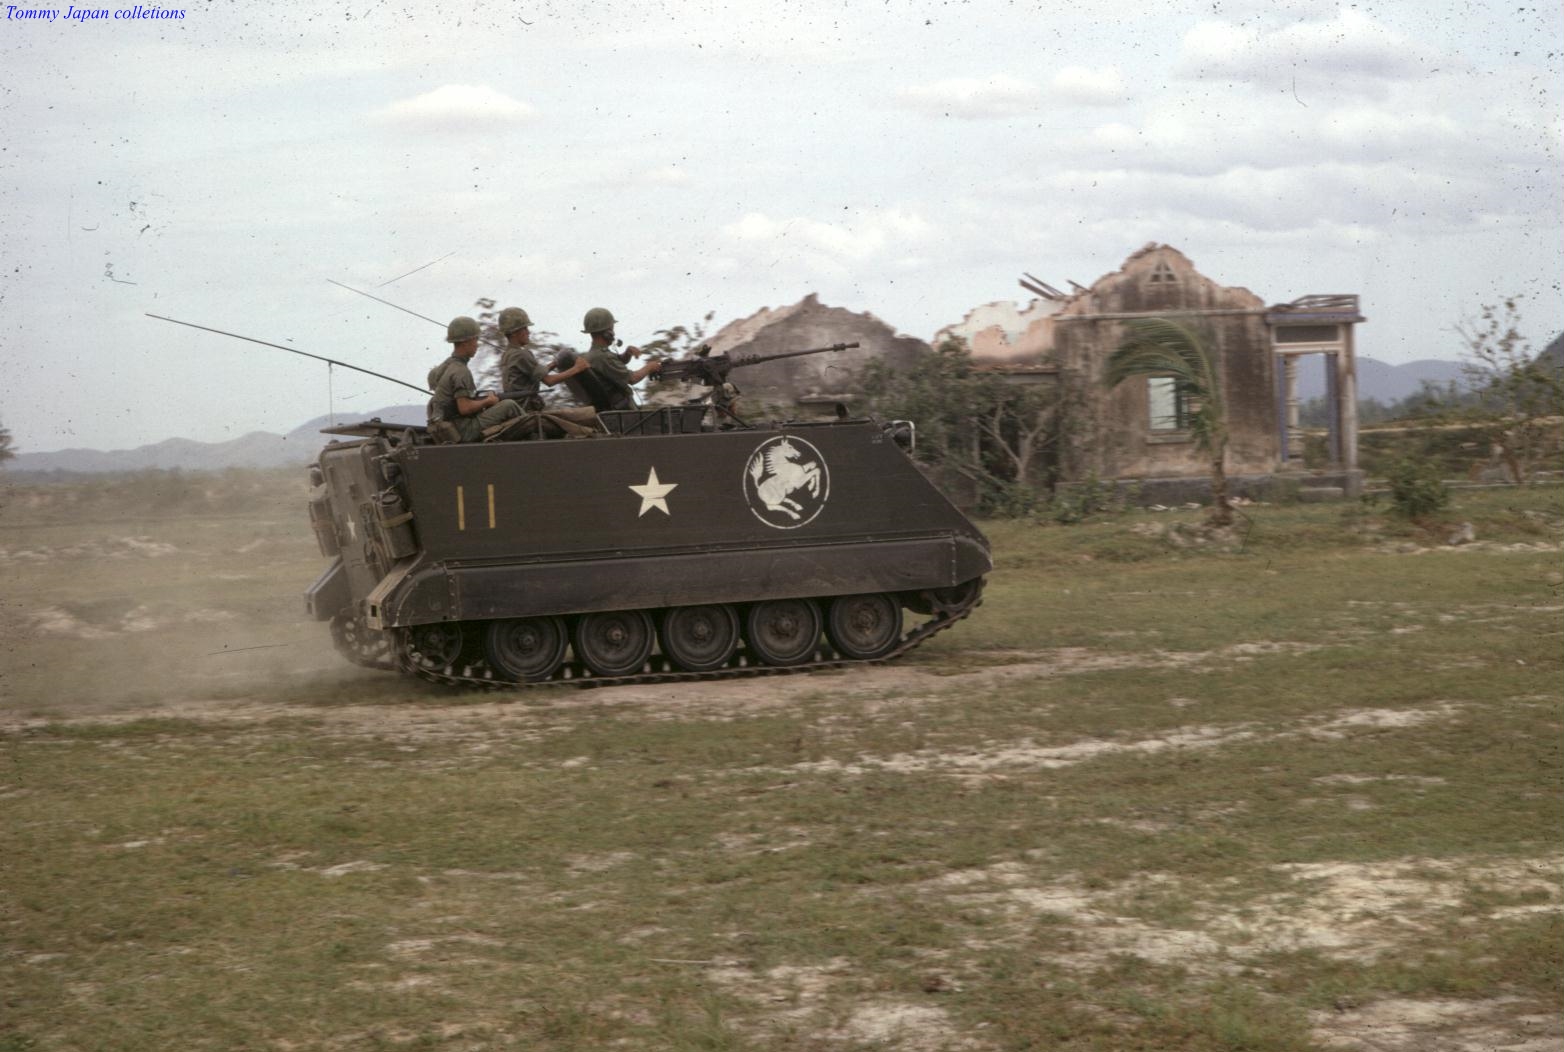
5, 432, 310, 474
284, 404, 426, 442
1296, 357, 1466, 403
6, 404, 425, 475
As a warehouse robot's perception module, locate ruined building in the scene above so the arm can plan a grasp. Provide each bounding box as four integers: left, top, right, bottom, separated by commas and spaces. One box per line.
950, 244, 1365, 502
671, 245, 1363, 505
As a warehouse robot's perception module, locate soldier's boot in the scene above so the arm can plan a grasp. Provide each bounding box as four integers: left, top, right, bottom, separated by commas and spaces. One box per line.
428, 421, 463, 445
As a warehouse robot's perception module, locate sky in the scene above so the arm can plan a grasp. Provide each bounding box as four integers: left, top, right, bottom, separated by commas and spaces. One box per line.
1, 0, 1559, 453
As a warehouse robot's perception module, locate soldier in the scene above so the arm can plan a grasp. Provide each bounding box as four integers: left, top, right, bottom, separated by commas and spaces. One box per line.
581, 307, 662, 411
427, 316, 522, 443
495, 306, 591, 411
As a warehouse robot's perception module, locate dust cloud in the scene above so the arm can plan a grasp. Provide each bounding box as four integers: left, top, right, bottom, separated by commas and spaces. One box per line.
0, 469, 375, 723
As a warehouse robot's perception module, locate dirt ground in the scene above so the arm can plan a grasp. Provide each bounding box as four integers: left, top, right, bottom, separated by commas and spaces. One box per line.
3, 488, 1561, 1050
8, 649, 1561, 1051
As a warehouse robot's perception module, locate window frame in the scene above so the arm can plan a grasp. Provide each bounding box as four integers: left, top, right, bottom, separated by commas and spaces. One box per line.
1146, 375, 1194, 432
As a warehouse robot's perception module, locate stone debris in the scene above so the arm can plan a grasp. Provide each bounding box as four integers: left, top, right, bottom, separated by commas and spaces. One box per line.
1445, 521, 1477, 545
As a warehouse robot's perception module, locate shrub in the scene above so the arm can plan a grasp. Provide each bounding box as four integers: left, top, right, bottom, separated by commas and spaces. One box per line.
1048, 473, 1135, 524
1384, 458, 1450, 519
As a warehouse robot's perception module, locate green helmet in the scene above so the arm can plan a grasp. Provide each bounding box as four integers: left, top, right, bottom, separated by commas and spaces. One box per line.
581, 307, 616, 335
497, 307, 532, 335
446, 316, 480, 343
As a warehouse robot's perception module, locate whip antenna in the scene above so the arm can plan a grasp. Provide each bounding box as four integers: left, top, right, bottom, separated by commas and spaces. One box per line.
145, 313, 431, 396
326, 279, 445, 327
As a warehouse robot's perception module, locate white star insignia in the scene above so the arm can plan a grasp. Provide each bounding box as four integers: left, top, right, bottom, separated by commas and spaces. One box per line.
629, 466, 678, 517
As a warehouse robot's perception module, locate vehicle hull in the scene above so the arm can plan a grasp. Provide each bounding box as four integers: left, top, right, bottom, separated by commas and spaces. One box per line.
306, 416, 990, 683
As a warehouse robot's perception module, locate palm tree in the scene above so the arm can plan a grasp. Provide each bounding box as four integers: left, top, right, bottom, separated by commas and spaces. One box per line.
0, 423, 14, 466
1104, 318, 1233, 526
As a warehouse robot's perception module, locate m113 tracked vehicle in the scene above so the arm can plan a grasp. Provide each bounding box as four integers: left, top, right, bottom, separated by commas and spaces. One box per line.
303, 407, 990, 688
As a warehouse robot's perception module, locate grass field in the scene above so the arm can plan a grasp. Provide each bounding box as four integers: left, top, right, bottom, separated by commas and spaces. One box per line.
2, 470, 1560, 1051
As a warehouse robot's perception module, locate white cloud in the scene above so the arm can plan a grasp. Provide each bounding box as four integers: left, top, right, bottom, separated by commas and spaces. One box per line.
1317, 107, 1463, 154
568, 164, 697, 192
589, 24, 852, 64
373, 85, 537, 130
894, 75, 1043, 119
1087, 122, 1140, 151
639, 165, 693, 186
1177, 9, 1441, 87
1049, 66, 1126, 106
429, 254, 587, 294
1039, 162, 1496, 235
1201, 0, 1339, 15
1057, 59, 1556, 180
721, 209, 935, 275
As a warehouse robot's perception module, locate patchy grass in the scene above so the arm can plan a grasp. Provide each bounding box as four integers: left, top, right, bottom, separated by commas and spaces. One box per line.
1, 475, 1560, 1050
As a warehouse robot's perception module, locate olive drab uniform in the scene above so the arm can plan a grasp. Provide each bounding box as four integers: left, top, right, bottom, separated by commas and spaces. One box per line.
498, 345, 548, 412
427, 356, 521, 443
584, 345, 637, 411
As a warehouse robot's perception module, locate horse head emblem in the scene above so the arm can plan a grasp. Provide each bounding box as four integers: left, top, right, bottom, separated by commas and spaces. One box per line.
744, 436, 830, 529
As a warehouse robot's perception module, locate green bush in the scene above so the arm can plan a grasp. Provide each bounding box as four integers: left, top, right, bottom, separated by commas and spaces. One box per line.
1048, 474, 1137, 524
1384, 458, 1450, 519
981, 478, 1040, 518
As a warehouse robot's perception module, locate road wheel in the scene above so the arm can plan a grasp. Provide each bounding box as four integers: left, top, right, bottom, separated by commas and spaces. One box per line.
827, 593, 903, 660
573, 610, 655, 677
660, 605, 739, 672
484, 616, 568, 682
744, 599, 821, 667
330, 607, 393, 669
402, 621, 464, 671
926, 578, 985, 617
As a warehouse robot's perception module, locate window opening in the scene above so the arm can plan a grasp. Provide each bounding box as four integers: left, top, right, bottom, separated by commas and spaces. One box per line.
1148, 376, 1194, 431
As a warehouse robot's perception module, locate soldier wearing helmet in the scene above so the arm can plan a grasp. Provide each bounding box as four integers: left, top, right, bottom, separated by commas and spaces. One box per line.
495, 306, 591, 412
426, 315, 523, 443
580, 307, 662, 412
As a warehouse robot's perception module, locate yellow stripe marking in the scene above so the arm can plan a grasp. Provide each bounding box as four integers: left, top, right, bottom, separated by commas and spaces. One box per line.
457, 485, 466, 531
487, 484, 496, 529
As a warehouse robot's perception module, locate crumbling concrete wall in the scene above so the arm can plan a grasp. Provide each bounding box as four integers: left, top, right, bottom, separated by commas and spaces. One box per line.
936, 299, 1061, 364
1049, 244, 1280, 482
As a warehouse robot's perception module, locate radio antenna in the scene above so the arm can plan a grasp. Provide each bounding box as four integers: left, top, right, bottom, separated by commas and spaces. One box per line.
145, 313, 432, 396
327, 279, 444, 327
327, 279, 509, 351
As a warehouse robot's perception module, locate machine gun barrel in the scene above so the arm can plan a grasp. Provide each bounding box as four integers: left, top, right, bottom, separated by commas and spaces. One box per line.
657, 341, 859, 387
729, 341, 859, 368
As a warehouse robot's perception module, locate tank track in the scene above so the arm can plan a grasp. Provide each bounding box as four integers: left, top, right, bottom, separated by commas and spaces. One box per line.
372, 583, 984, 692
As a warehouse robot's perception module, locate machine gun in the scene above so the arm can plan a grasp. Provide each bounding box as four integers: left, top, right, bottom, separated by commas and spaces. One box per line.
656, 341, 860, 389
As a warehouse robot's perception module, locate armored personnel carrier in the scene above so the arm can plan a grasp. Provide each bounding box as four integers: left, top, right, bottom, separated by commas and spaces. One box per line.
304, 407, 990, 687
